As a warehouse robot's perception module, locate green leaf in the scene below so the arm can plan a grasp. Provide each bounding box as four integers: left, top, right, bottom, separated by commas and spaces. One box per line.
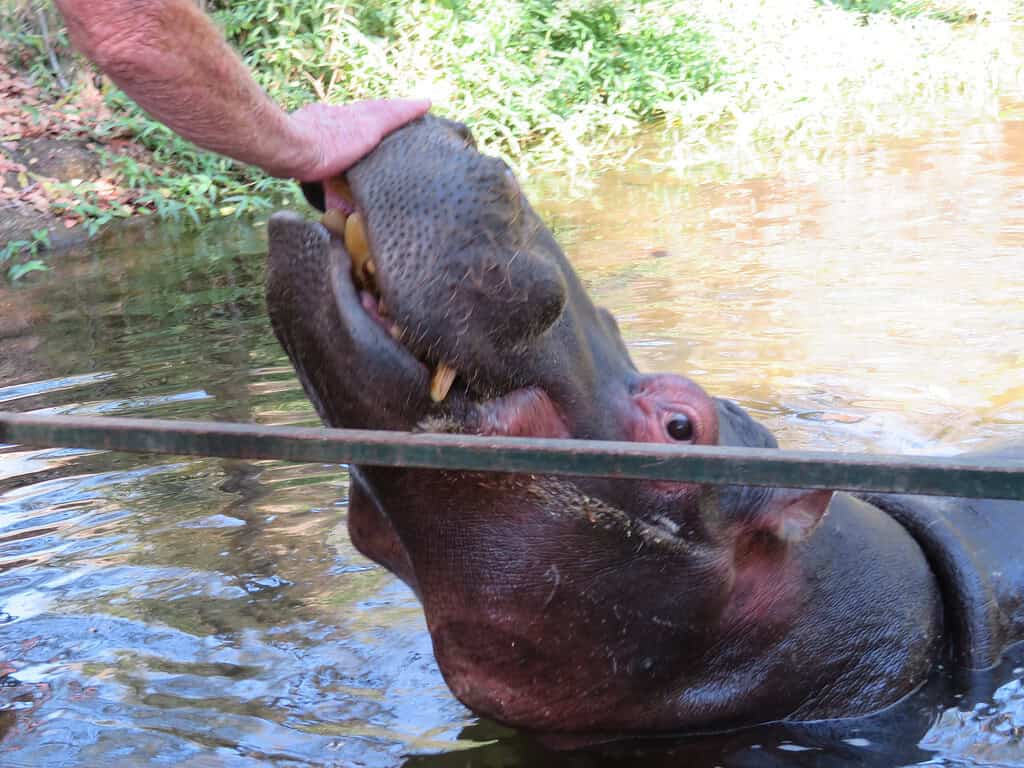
8, 260, 49, 281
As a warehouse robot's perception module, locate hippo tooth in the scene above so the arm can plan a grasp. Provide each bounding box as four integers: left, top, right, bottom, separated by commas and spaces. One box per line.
326, 175, 354, 208
430, 363, 457, 403
344, 211, 370, 266
389, 323, 403, 340
342, 211, 376, 291
320, 208, 348, 237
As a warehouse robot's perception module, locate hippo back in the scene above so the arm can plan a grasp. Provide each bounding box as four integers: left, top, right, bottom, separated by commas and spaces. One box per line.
863, 446, 1024, 670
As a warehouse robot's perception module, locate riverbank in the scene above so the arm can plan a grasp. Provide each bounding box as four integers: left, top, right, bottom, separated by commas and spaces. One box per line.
1, 57, 171, 268
1, 0, 1021, 280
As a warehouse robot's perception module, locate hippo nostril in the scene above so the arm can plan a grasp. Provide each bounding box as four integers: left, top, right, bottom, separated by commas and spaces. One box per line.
501, 262, 566, 342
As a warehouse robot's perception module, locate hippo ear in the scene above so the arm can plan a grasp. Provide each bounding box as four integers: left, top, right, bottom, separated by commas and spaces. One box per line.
755, 488, 834, 544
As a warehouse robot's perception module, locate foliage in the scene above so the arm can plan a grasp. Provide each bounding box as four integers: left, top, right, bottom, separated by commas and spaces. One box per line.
0, 0, 1022, 280
824, 0, 999, 22
88, 105, 295, 221
204, 0, 725, 166
655, 0, 1018, 178
0, 1, 71, 85
0, 227, 49, 281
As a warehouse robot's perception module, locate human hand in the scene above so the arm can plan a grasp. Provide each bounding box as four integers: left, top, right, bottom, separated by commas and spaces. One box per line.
280, 98, 431, 182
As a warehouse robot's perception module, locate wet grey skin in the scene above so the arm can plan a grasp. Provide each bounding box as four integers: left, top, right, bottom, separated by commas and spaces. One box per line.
266, 116, 1024, 738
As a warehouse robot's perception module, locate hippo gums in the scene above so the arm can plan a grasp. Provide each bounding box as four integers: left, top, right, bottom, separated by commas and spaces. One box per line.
265, 117, 1024, 738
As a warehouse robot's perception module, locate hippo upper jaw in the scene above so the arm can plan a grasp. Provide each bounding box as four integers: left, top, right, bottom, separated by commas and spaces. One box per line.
266, 208, 606, 441
268, 116, 641, 442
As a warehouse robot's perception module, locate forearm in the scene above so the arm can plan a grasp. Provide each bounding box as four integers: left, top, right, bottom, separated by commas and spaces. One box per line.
55, 0, 312, 177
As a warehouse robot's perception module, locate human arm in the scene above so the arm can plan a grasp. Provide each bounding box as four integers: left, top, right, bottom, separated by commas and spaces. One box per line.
54, 0, 429, 180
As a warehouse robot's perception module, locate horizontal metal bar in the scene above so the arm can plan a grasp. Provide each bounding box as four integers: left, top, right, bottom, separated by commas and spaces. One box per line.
1, 412, 1023, 500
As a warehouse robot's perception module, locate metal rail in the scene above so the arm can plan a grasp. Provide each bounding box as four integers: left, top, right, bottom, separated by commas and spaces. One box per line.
1, 412, 1023, 500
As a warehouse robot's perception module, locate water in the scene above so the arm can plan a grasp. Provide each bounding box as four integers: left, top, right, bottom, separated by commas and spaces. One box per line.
1, 120, 1024, 767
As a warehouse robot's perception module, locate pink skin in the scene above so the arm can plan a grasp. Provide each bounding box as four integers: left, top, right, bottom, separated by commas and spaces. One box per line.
627, 374, 720, 447
325, 188, 357, 214
473, 389, 571, 438
469, 370, 722, 447
359, 290, 385, 323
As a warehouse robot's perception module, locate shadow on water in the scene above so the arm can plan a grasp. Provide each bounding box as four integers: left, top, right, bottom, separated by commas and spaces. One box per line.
1, 120, 1023, 766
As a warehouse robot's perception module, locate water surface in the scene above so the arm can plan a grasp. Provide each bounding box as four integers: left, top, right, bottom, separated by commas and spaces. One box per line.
1, 121, 1023, 766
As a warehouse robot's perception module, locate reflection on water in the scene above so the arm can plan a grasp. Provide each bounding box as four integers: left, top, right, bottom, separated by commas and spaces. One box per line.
1, 120, 1023, 766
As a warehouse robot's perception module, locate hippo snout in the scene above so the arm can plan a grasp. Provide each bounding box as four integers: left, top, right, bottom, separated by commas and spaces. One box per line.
302, 117, 569, 391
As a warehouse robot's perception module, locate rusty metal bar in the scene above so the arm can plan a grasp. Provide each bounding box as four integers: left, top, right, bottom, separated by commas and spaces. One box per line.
1, 411, 1023, 500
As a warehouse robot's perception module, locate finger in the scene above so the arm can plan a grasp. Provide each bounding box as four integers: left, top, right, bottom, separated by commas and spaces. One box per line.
355, 98, 432, 131
296, 98, 432, 180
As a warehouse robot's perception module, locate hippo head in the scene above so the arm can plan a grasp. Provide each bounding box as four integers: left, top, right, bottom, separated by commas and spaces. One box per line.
266, 117, 834, 735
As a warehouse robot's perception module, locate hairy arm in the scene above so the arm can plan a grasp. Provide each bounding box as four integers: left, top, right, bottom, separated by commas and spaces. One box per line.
55, 0, 428, 179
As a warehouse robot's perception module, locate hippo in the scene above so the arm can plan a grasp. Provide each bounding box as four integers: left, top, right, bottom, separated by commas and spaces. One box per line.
265, 116, 1024, 739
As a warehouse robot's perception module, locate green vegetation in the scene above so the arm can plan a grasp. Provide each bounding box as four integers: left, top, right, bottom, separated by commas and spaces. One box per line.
0, 227, 48, 280
826, 0, 988, 22
0, 0, 1021, 278
225, 0, 726, 161
655, 0, 1018, 177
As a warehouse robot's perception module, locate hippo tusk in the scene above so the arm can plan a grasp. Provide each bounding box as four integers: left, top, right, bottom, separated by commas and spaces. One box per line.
321, 208, 348, 237
344, 211, 378, 289
430, 363, 457, 402
323, 208, 378, 291
344, 211, 370, 265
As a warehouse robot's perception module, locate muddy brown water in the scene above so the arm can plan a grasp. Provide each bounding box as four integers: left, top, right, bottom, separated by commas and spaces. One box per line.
1, 121, 1024, 767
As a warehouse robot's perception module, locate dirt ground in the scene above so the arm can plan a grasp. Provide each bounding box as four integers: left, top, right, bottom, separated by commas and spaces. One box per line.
1, 55, 162, 248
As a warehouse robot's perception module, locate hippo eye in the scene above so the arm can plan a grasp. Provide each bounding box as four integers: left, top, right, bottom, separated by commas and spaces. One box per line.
666, 415, 694, 442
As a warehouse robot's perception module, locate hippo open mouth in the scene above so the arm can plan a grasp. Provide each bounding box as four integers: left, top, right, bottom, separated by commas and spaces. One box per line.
267, 117, 735, 451
265, 117, 1023, 738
